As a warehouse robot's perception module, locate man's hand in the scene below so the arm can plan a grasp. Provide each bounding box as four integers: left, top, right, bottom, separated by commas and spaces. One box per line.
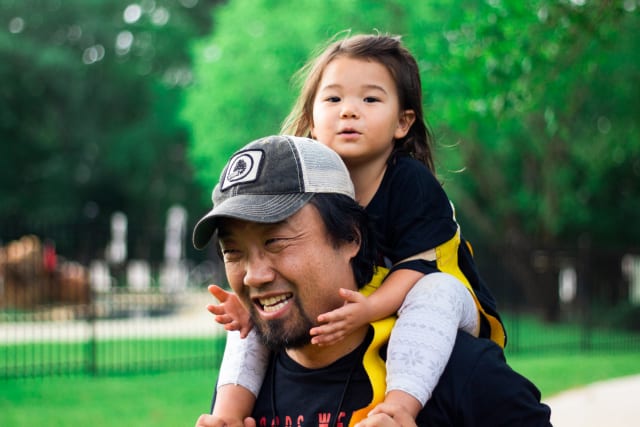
207, 284, 253, 338
309, 288, 372, 345
195, 414, 257, 427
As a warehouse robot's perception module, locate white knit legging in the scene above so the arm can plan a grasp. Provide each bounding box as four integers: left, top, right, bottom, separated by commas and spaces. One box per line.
217, 272, 479, 406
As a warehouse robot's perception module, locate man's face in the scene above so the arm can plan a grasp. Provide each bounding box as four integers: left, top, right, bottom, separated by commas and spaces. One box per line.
217, 204, 360, 350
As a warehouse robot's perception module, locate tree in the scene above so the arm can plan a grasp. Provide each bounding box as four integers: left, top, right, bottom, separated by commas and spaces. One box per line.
183, 0, 411, 188
184, 0, 640, 314
409, 1, 640, 317
0, 0, 219, 259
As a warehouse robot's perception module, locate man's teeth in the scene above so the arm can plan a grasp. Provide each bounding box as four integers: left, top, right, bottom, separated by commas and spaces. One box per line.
259, 295, 290, 313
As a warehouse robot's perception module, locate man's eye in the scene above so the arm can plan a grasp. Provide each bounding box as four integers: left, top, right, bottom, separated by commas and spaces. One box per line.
265, 237, 289, 251
221, 249, 241, 261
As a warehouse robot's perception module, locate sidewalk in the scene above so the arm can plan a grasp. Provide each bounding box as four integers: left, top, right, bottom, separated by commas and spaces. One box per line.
0, 291, 222, 343
544, 374, 640, 426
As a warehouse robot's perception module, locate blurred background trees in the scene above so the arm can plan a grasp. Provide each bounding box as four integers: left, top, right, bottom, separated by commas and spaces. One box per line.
1, 0, 639, 315
183, 0, 640, 316
0, 0, 219, 260
185, 0, 640, 247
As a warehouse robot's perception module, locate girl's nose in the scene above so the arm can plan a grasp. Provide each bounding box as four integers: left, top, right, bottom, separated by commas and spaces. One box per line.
340, 103, 359, 119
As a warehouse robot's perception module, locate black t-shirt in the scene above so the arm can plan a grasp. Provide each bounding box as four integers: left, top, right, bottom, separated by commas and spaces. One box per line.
253, 326, 551, 427
366, 154, 457, 269
366, 154, 505, 344
253, 331, 374, 427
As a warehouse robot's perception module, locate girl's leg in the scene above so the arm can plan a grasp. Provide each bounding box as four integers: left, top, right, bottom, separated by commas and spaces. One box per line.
386, 272, 479, 405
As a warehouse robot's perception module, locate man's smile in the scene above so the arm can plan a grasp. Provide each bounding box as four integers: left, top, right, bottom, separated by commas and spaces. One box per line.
256, 293, 293, 313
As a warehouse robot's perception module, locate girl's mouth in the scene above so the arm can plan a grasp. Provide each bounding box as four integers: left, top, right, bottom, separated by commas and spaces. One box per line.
339, 128, 359, 135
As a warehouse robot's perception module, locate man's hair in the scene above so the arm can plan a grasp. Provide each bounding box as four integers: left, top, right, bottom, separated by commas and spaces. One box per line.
308, 193, 377, 288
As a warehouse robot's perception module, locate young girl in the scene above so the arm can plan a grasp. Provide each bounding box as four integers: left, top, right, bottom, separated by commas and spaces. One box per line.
207, 33, 506, 424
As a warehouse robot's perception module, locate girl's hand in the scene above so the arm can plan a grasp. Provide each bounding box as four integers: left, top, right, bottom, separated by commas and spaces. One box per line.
309, 288, 371, 345
207, 284, 253, 338
354, 403, 417, 427
195, 414, 257, 427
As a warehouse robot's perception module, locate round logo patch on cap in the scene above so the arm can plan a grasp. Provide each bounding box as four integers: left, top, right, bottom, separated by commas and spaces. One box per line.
221, 150, 264, 191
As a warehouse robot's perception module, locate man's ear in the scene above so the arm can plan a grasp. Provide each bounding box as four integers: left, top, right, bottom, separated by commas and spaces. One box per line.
394, 109, 416, 139
346, 230, 362, 257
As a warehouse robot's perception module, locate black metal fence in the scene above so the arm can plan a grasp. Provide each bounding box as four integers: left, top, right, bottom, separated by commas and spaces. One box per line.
474, 241, 640, 354
0, 230, 229, 378
0, 287, 227, 379
2, 231, 640, 379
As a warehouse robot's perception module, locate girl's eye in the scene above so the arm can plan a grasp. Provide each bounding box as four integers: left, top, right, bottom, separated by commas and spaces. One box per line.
363, 96, 380, 103
325, 96, 341, 103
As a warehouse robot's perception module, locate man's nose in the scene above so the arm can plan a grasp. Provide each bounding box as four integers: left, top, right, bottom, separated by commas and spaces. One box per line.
243, 251, 276, 288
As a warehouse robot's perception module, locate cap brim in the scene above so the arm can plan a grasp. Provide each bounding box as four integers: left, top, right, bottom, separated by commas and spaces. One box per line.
192, 193, 314, 249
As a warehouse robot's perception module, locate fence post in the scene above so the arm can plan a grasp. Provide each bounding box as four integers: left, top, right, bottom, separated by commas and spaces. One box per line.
579, 236, 592, 351
87, 288, 98, 376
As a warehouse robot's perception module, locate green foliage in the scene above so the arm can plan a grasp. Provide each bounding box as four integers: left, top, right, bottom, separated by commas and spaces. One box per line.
421, 1, 640, 247
184, 0, 640, 250
183, 0, 414, 189
0, 0, 219, 257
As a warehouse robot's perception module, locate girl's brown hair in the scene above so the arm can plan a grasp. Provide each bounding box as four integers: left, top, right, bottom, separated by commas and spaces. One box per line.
281, 33, 435, 172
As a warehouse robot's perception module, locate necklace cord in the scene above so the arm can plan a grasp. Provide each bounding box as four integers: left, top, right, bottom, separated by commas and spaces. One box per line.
270, 340, 368, 427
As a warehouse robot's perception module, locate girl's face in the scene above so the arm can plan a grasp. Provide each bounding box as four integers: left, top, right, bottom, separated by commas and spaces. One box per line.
310, 56, 415, 169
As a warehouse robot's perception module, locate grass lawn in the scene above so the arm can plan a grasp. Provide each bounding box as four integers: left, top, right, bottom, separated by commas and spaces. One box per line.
508, 350, 640, 397
0, 369, 216, 427
2, 350, 640, 426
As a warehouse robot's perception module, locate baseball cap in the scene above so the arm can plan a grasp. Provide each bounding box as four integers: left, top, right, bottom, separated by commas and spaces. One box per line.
192, 135, 355, 249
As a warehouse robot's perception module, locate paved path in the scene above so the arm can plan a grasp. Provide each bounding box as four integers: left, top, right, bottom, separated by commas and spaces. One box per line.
544, 374, 640, 426
0, 291, 223, 343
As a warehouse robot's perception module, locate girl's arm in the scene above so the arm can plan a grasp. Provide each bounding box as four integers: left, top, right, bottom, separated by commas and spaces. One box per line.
310, 269, 422, 345
210, 383, 256, 427
311, 270, 480, 422
207, 286, 269, 426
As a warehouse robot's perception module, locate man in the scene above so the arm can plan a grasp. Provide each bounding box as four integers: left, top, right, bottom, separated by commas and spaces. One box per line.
193, 135, 552, 427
